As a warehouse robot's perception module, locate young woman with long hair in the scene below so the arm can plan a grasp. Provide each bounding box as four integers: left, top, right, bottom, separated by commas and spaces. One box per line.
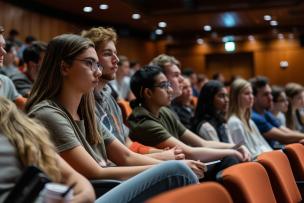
227, 79, 272, 157
25, 34, 201, 203
0, 96, 95, 202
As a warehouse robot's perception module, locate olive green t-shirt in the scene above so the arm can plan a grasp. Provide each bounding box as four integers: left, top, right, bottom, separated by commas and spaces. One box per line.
28, 100, 114, 167
128, 106, 187, 146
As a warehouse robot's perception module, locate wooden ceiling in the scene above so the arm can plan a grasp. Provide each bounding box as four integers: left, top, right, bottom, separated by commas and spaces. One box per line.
6, 0, 304, 43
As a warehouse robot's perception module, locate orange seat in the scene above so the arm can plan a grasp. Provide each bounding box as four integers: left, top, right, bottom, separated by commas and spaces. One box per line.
146, 182, 233, 203
284, 143, 304, 181
257, 150, 302, 203
117, 99, 132, 125
218, 162, 276, 203
190, 96, 198, 109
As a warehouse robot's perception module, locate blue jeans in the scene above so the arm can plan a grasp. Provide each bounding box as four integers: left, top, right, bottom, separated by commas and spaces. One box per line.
95, 160, 198, 203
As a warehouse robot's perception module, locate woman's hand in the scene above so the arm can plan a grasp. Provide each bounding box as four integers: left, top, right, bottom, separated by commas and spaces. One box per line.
182, 160, 206, 179
236, 145, 251, 161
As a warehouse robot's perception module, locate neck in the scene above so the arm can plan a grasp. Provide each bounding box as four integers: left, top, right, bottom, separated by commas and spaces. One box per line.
253, 103, 265, 114
96, 79, 108, 91
270, 108, 280, 116
57, 84, 83, 120
144, 102, 161, 118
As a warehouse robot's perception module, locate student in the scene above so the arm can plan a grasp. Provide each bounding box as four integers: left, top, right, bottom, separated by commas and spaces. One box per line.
227, 79, 272, 157
82, 27, 185, 161
128, 66, 251, 180
285, 83, 304, 132
0, 97, 95, 203
0, 26, 26, 109
25, 34, 202, 202
250, 76, 304, 146
192, 80, 233, 143
270, 85, 288, 126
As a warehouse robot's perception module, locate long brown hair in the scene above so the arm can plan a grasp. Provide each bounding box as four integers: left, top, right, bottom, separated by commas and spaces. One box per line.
25, 34, 101, 145
0, 97, 61, 181
228, 79, 252, 132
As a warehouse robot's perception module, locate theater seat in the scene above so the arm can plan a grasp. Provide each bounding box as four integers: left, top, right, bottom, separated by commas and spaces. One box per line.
218, 162, 276, 203
257, 150, 302, 203
146, 182, 233, 203
117, 99, 132, 125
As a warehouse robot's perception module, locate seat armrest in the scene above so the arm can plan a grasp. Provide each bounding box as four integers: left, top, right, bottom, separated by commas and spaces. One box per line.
90, 179, 122, 197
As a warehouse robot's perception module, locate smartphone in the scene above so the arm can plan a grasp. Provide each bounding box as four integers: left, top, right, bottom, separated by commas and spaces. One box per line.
205, 160, 221, 166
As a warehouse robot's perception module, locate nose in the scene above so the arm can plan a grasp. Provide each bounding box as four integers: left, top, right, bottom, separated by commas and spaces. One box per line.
167, 86, 174, 94
179, 74, 184, 83
0, 47, 7, 56
95, 67, 102, 78
112, 53, 119, 63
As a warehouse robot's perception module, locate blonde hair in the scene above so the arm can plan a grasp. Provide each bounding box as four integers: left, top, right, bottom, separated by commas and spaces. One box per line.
0, 97, 61, 181
81, 27, 117, 52
150, 54, 180, 73
228, 79, 252, 132
285, 83, 304, 129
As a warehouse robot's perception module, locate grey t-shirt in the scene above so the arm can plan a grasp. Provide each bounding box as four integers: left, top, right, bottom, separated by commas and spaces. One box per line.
0, 133, 23, 202
0, 74, 20, 101
28, 100, 115, 167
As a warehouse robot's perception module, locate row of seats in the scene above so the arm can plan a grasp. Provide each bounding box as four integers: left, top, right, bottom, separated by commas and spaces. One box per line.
147, 143, 304, 203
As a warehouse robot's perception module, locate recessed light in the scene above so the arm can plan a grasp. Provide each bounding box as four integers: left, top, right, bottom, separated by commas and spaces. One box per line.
99, 4, 109, 10
248, 35, 255, 41
155, 29, 163, 35
264, 15, 272, 21
203, 25, 212, 31
196, 38, 204, 44
278, 33, 284, 39
270, 20, 278, 26
83, 6, 93, 13
132, 13, 141, 20
158, 22, 167, 28
225, 41, 236, 52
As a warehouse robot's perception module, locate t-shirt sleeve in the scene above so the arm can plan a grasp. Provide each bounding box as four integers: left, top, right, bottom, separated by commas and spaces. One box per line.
31, 109, 80, 152
251, 113, 273, 134
98, 122, 115, 145
130, 121, 172, 146
265, 112, 281, 128
228, 118, 246, 144
198, 122, 220, 141
4, 76, 20, 101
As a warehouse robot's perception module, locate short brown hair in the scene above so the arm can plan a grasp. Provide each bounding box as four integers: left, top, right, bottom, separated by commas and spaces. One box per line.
81, 27, 117, 52
150, 54, 180, 73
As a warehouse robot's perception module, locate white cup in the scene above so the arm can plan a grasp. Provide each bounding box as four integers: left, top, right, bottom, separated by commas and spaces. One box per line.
43, 183, 73, 203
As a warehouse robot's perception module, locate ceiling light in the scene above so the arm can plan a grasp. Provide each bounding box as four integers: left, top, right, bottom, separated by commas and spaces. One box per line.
270, 20, 278, 26
278, 33, 284, 39
99, 4, 109, 10
264, 15, 272, 21
225, 41, 236, 52
248, 35, 255, 41
83, 6, 93, 13
155, 29, 163, 35
280, 61, 288, 69
203, 25, 212, 31
196, 38, 204, 44
132, 13, 141, 20
158, 22, 167, 28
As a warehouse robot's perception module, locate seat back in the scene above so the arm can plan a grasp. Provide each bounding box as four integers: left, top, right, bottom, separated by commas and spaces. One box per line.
284, 143, 304, 181
257, 150, 302, 203
218, 162, 276, 203
117, 99, 132, 125
146, 182, 233, 203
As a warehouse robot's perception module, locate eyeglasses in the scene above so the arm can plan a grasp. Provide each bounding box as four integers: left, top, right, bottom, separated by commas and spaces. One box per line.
74, 58, 102, 72
152, 81, 172, 90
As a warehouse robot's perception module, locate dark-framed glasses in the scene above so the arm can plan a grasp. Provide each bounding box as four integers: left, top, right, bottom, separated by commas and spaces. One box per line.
152, 81, 172, 90
74, 58, 102, 72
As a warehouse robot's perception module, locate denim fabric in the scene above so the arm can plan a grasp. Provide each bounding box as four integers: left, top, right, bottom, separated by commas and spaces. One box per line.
95, 161, 198, 203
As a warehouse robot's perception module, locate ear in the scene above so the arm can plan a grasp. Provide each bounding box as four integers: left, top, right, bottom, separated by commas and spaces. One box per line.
143, 88, 153, 99
60, 61, 71, 76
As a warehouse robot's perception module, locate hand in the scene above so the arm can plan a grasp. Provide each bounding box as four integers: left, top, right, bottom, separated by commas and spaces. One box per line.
158, 146, 185, 160
183, 160, 206, 179
299, 139, 304, 144
236, 145, 251, 161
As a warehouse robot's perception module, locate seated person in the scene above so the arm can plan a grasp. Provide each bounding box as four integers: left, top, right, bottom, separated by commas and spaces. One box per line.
192, 80, 233, 143
83, 27, 184, 160
250, 76, 304, 147
270, 85, 288, 126
128, 65, 251, 180
26, 34, 203, 202
285, 83, 304, 132
0, 97, 95, 202
171, 77, 195, 130
227, 79, 272, 158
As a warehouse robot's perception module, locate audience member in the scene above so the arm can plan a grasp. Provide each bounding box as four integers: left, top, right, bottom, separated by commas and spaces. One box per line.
250, 76, 304, 147
171, 77, 195, 129
109, 55, 135, 101
10, 41, 47, 97
128, 65, 251, 180
192, 80, 233, 143
182, 68, 199, 97
2, 41, 19, 76
212, 72, 225, 84
271, 85, 288, 126
227, 79, 272, 157
285, 83, 304, 132
26, 34, 202, 202
83, 27, 185, 161
0, 97, 95, 203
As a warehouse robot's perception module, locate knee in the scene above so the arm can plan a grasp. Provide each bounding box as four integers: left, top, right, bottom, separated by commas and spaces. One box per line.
160, 161, 198, 183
